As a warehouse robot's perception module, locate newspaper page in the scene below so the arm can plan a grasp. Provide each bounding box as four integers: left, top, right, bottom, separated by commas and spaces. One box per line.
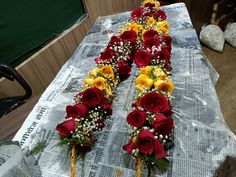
8, 3, 236, 177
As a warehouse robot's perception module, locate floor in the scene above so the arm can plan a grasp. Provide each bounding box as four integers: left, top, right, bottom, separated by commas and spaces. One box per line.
202, 43, 236, 134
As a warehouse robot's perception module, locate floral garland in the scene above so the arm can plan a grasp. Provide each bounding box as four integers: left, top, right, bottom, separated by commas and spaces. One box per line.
122, 0, 174, 176
55, 0, 173, 176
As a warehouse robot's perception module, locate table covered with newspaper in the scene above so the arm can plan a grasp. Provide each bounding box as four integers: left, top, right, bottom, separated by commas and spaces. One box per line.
1, 3, 236, 177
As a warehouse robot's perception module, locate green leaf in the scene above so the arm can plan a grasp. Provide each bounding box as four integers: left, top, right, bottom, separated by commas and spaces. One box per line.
152, 158, 169, 172
144, 156, 169, 172
29, 140, 47, 155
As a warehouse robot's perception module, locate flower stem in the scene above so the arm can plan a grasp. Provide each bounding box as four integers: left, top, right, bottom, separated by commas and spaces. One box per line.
71, 144, 75, 177
137, 158, 142, 177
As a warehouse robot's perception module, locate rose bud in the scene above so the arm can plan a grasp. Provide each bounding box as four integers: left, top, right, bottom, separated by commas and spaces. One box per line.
56, 119, 76, 137
134, 50, 151, 68
131, 7, 144, 21
66, 104, 88, 119
81, 87, 105, 108
120, 30, 137, 44
141, 91, 171, 114
152, 114, 174, 135
127, 110, 147, 128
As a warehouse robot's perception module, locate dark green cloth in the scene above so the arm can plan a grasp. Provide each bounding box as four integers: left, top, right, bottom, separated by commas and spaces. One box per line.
0, 0, 85, 66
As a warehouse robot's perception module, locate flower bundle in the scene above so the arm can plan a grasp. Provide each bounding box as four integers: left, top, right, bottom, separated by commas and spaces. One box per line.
56, 32, 138, 151
122, 0, 175, 176
55, 8, 142, 176
55, 0, 174, 176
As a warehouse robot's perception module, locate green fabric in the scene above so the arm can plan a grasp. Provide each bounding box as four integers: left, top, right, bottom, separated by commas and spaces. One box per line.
0, 0, 85, 66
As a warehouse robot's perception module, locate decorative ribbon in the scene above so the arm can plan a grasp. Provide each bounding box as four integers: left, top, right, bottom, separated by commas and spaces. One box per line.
71, 145, 75, 177
137, 158, 142, 177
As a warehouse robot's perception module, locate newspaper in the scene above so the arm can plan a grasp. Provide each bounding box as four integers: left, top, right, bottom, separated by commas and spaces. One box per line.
2, 3, 234, 177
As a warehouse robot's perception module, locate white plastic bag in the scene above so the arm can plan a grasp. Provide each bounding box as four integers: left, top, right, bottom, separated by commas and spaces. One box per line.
200, 24, 225, 52
224, 23, 236, 48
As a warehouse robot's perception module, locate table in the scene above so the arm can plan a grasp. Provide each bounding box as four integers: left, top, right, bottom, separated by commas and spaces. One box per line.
2, 3, 236, 177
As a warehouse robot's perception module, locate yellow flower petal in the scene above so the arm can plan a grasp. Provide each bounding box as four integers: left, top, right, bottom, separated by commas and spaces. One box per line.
130, 23, 139, 34
93, 77, 107, 90
157, 21, 170, 29
136, 74, 154, 90
154, 79, 174, 93
140, 66, 153, 76
83, 78, 94, 86
152, 67, 168, 80
155, 1, 160, 7
98, 65, 114, 80
106, 84, 113, 97
156, 26, 169, 35
89, 68, 98, 77
147, 17, 156, 27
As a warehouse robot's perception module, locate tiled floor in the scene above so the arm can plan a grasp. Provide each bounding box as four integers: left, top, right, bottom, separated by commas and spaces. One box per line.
202, 43, 236, 134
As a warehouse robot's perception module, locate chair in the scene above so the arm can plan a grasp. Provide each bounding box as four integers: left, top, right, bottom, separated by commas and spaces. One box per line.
0, 64, 32, 118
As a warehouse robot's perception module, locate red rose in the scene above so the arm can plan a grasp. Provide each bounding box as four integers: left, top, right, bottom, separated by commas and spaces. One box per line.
144, 2, 155, 11
117, 60, 131, 76
143, 29, 159, 41
154, 10, 167, 21
95, 118, 105, 129
154, 139, 167, 158
127, 110, 147, 128
134, 50, 151, 67
95, 57, 101, 64
66, 104, 88, 119
100, 48, 116, 62
161, 45, 172, 52
144, 38, 160, 50
123, 138, 135, 154
154, 50, 170, 62
81, 87, 104, 107
56, 119, 76, 137
153, 114, 174, 135
101, 100, 112, 116
130, 43, 138, 53
108, 36, 121, 47
135, 130, 167, 157
120, 30, 137, 44
132, 99, 142, 108
164, 63, 172, 71
143, 12, 152, 17
141, 91, 170, 114
131, 7, 144, 20
162, 35, 172, 46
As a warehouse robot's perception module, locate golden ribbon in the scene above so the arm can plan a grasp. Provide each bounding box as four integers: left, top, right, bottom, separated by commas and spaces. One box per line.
137, 158, 142, 177
71, 145, 75, 177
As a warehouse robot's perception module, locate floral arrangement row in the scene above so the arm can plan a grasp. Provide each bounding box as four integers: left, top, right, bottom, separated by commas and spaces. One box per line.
122, 0, 175, 176
55, 0, 174, 176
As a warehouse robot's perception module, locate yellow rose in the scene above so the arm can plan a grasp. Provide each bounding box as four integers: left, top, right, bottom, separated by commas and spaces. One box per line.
89, 68, 98, 77
83, 77, 94, 86
144, 0, 154, 4
147, 17, 156, 27
140, 66, 153, 76
156, 26, 169, 35
136, 74, 154, 90
93, 77, 107, 90
152, 67, 168, 79
154, 79, 174, 93
106, 84, 113, 97
155, 1, 160, 7
157, 21, 170, 29
98, 65, 114, 80
130, 23, 139, 34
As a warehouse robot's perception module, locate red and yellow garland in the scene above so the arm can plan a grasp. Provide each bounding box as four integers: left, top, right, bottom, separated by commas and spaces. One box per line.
122, 0, 174, 175
55, 0, 174, 176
